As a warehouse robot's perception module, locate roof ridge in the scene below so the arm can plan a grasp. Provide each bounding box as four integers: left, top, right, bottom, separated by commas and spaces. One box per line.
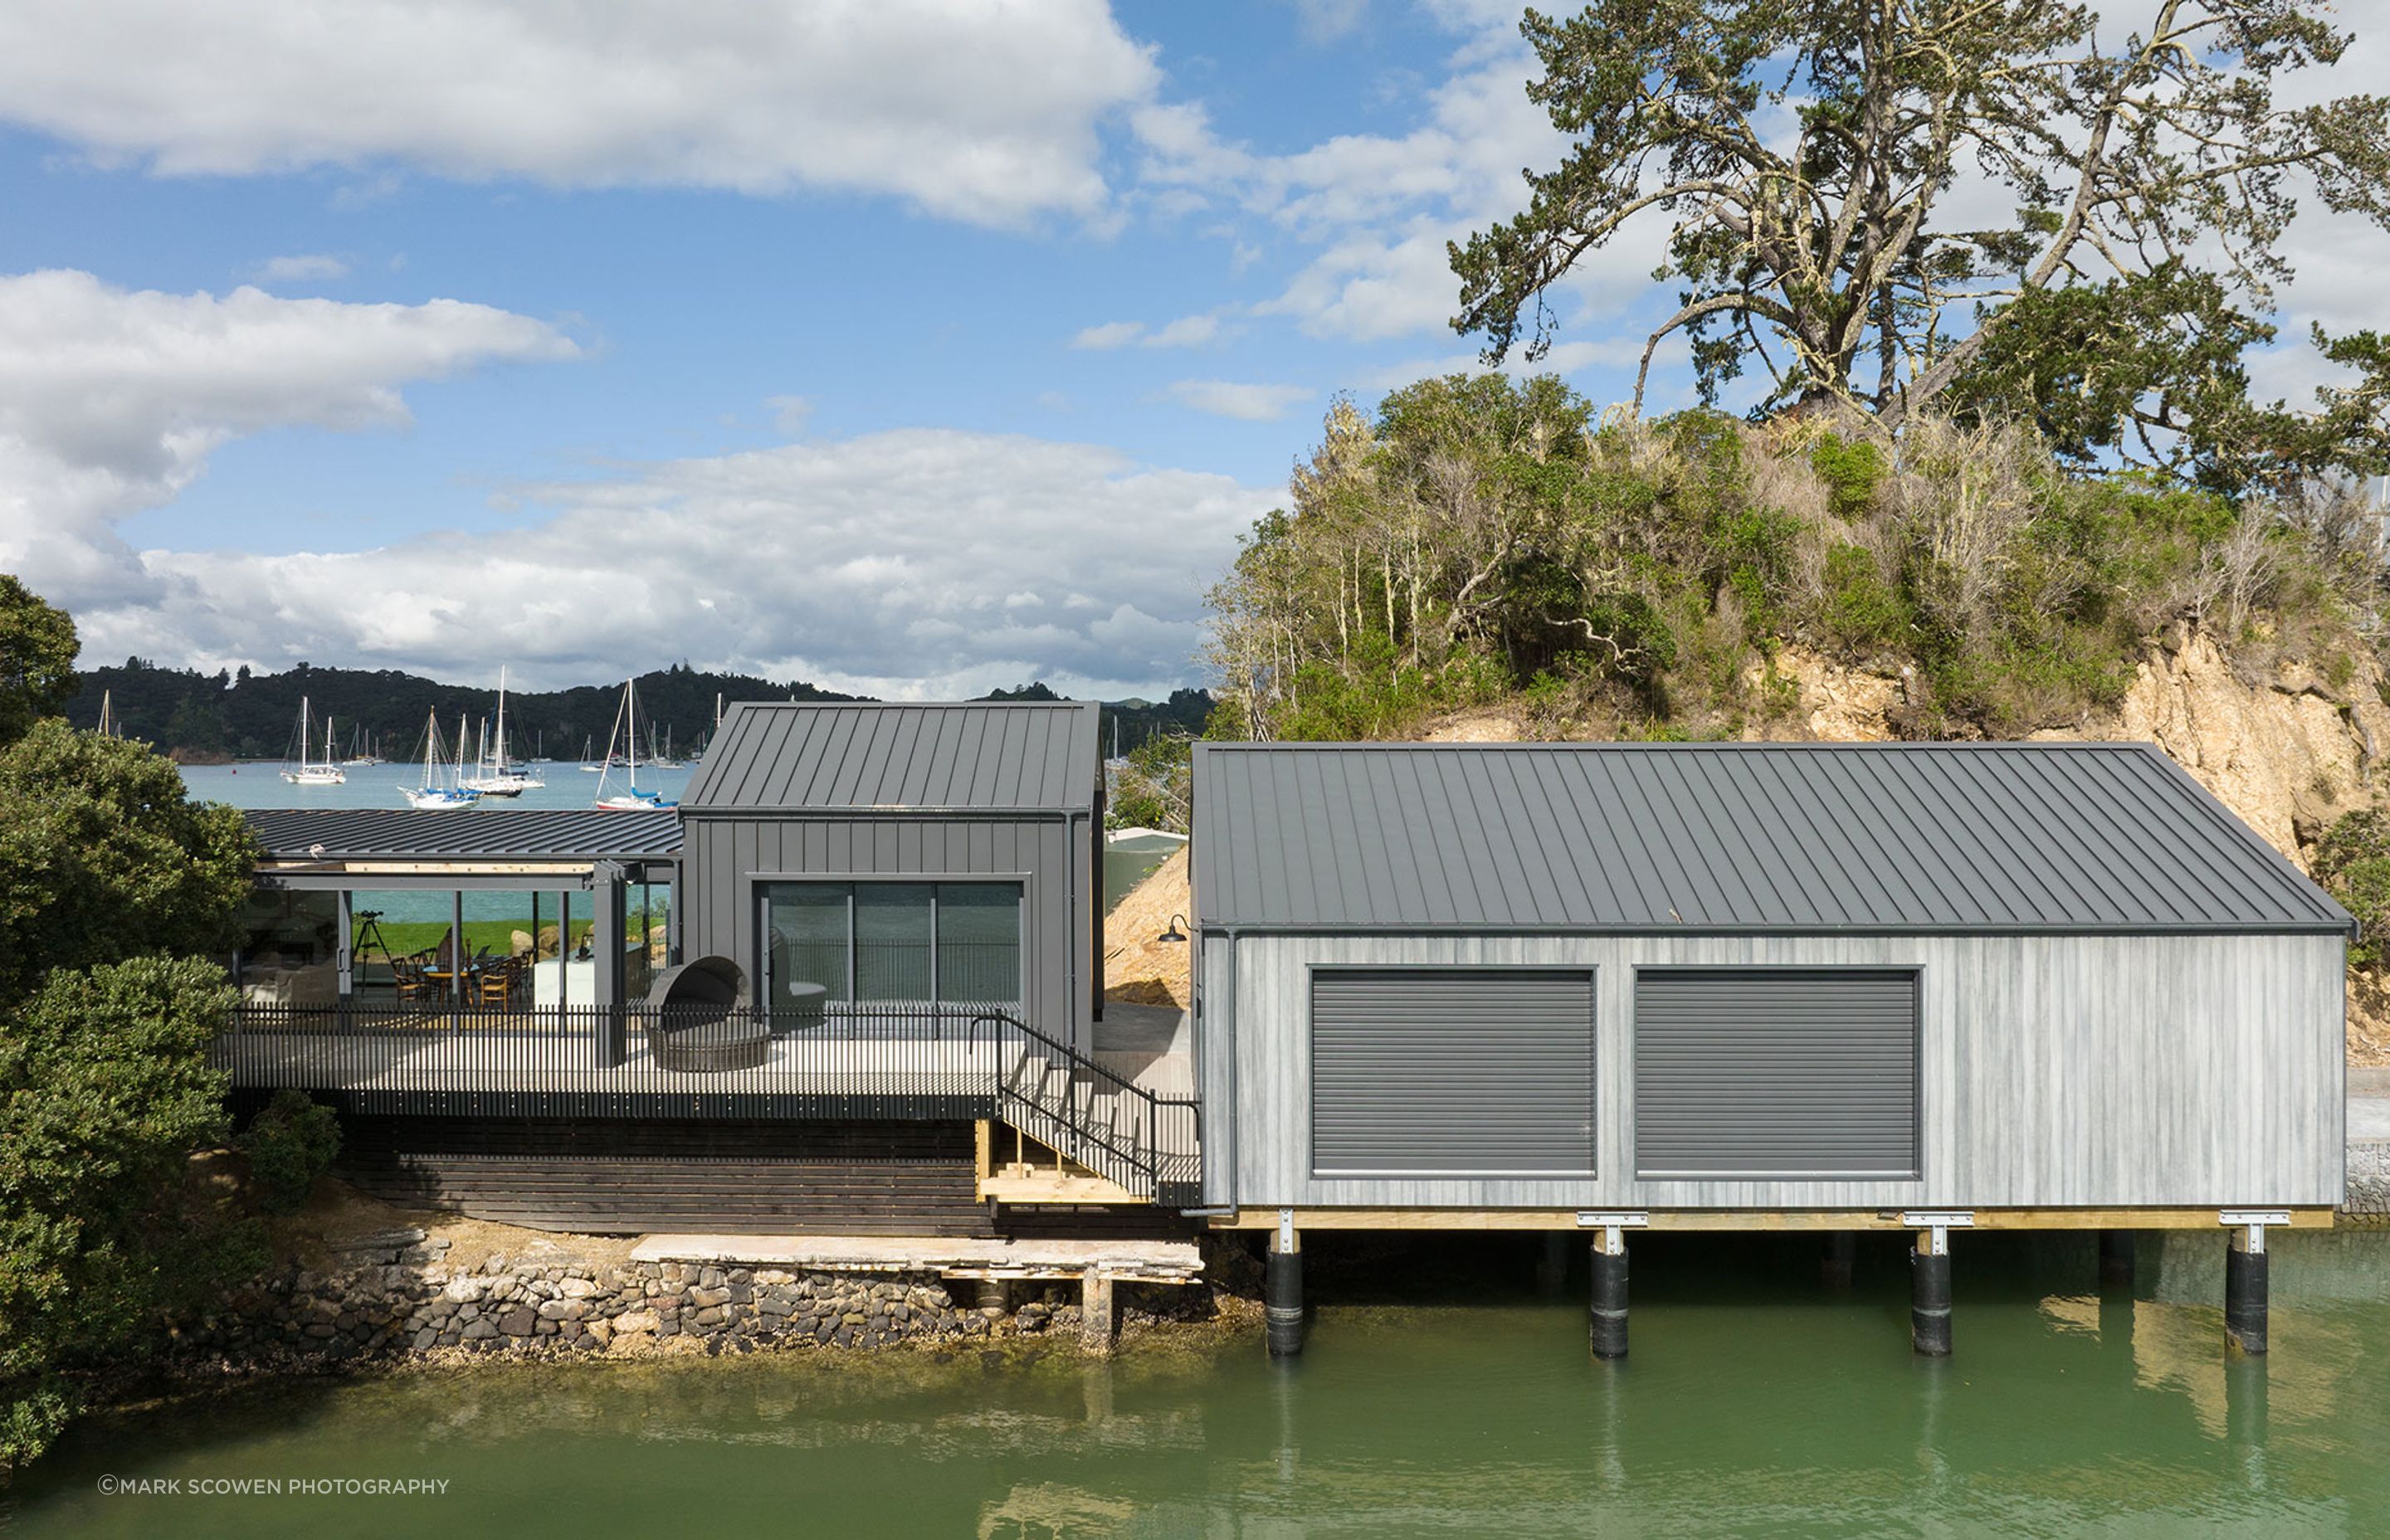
1200, 739, 2156, 752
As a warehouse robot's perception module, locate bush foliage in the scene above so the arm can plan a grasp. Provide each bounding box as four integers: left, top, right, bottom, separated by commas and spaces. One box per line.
0, 583, 262, 1477
1207, 378, 2388, 743
240, 1091, 342, 1215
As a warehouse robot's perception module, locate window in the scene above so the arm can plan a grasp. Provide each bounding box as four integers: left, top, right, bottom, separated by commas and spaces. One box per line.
762, 881, 1021, 1006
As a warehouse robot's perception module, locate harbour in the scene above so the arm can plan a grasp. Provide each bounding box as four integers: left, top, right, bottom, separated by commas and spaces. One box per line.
8, 1228, 2390, 1537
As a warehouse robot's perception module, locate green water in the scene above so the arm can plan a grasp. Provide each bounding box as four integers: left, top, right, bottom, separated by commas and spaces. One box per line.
8, 1233, 2390, 1538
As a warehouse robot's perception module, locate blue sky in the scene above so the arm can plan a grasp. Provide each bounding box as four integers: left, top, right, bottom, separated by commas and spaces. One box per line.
0, 0, 2375, 699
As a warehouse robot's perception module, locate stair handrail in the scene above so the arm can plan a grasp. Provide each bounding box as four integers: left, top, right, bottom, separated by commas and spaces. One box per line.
967, 1007, 1190, 1197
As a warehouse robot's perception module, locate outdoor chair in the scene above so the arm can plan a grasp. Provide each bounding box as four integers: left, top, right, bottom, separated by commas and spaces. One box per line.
391, 953, 436, 1006
475, 954, 523, 1010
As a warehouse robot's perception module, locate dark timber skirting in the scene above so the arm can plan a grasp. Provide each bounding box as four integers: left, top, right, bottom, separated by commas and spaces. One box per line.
335, 1117, 997, 1236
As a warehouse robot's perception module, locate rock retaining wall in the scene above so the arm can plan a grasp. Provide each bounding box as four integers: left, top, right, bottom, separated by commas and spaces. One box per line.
172, 1230, 1208, 1369
2348, 1143, 2390, 1223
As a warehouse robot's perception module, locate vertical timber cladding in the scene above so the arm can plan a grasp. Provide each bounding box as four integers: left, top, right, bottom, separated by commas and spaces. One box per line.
1633, 967, 1921, 1178
1310, 967, 1596, 1177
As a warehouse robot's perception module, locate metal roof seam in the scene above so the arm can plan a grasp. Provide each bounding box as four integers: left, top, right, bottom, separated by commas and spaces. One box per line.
1188, 741, 2339, 933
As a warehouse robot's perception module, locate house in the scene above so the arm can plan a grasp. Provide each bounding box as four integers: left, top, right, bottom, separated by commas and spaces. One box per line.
210, 718, 2351, 1357
680, 700, 1106, 1051
1188, 738, 2351, 1355
213, 702, 1195, 1240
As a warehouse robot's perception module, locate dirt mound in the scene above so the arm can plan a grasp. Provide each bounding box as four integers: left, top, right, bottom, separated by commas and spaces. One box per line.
1104, 846, 1191, 1009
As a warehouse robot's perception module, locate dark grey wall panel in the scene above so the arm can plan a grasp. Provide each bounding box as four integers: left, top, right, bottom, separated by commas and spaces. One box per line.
1310, 968, 1595, 1177
1634, 968, 1918, 1177
685, 812, 1096, 1049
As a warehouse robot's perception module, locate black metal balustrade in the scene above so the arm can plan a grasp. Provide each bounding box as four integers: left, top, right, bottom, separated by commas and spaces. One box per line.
212, 1001, 1201, 1204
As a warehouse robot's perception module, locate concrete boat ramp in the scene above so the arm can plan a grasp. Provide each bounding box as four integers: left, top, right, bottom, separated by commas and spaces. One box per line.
628, 1234, 1203, 1350
628, 1233, 1203, 1284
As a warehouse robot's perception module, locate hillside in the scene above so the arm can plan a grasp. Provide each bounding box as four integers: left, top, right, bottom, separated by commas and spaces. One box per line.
1406, 627, 2390, 1065
1100, 640, 2390, 1066
66, 658, 1211, 763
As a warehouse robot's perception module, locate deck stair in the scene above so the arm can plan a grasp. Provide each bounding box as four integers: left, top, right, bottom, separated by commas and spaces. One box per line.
972, 1010, 1201, 1206
977, 1123, 1148, 1206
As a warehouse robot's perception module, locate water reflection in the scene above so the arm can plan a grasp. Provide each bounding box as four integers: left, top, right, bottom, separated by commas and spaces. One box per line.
8, 1235, 2390, 1538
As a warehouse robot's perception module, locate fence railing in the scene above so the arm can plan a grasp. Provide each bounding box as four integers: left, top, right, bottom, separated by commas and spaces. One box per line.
213, 1000, 1200, 1202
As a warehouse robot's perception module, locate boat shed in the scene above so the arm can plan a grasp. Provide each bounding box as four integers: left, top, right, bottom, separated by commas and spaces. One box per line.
681, 701, 1106, 1050
1189, 740, 2353, 1229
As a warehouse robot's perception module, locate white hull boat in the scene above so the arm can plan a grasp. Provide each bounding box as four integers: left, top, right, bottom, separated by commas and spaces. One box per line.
402, 709, 481, 811
593, 677, 677, 811
463, 666, 546, 796
280, 698, 347, 784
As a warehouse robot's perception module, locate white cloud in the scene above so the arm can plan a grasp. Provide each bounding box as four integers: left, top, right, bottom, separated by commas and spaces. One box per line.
0, 0, 1159, 227
1167, 379, 1311, 421
1130, 31, 1612, 351
1144, 313, 1222, 348
0, 269, 578, 615
1071, 320, 1147, 350
1353, 336, 1650, 395
1286, 0, 1368, 42
252, 253, 349, 282
1071, 311, 1224, 350
86, 430, 1279, 699
766, 394, 814, 435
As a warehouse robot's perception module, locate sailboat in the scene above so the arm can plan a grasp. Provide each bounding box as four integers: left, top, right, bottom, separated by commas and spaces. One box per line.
646, 723, 686, 771
96, 689, 122, 739
402, 710, 480, 810
578, 733, 603, 772
593, 679, 676, 811
464, 666, 545, 796
280, 697, 348, 785
343, 724, 385, 767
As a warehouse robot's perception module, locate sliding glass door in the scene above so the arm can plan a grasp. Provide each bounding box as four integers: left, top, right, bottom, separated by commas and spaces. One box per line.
761, 880, 1022, 1007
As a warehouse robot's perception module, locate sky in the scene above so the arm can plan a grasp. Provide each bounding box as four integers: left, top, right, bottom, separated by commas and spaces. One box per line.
0, 0, 2380, 700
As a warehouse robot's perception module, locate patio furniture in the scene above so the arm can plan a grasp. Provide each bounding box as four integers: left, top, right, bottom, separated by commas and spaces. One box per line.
772, 980, 830, 1035
474, 955, 524, 1008
644, 957, 767, 1072
390, 953, 437, 1005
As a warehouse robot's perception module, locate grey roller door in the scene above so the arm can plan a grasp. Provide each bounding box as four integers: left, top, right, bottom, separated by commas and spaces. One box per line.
1634, 968, 1918, 1177
1310, 968, 1595, 1177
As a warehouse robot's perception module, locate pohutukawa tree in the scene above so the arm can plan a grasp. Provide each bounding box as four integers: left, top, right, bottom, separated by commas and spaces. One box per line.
1450, 1, 2390, 489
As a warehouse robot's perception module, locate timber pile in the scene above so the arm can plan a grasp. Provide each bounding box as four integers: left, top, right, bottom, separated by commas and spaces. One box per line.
1103, 846, 1190, 1008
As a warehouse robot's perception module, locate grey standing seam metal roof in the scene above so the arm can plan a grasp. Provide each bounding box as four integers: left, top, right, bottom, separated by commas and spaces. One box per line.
1192, 741, 2354, 934
683, 701, 1100, 812
246, 809, 682, 862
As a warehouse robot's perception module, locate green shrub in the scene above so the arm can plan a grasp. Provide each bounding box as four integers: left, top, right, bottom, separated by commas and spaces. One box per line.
2316, 808, 2390, 968
1821, 543, 1910, 650
240, 1090, 340, 1213
1810, 434, 1886, 520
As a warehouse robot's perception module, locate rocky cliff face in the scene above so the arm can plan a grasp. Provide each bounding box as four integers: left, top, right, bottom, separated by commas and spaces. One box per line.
1415, 625, 2390, 1061
1752, 626, 2388, 876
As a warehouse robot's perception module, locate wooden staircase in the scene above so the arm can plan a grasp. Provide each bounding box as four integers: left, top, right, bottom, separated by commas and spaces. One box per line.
968, 1025, 1198, 1206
